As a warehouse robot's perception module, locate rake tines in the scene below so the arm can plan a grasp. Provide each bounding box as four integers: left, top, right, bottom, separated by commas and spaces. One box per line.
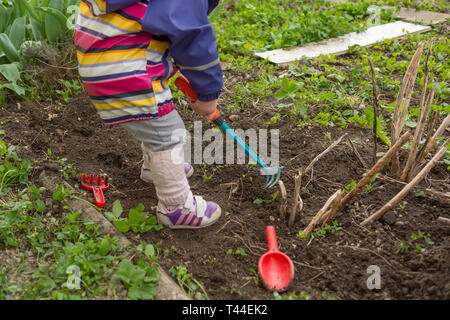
81, 173, 109, 208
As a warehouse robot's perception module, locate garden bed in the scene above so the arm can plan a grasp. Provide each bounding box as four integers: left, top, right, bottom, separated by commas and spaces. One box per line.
1, 58, 448, 299
0, 0, 448, 301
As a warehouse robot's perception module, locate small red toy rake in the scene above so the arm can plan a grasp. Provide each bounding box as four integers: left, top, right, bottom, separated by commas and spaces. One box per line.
81, 173, 109, 208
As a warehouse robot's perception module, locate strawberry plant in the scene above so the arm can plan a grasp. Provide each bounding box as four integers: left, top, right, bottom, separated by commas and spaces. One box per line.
109, 202, 163, 234
111, 258, 160, 300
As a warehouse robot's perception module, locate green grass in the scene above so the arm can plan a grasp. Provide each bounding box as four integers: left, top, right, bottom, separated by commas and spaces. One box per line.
213, 0, 396, 57
218, 28, 449, 145
212, 0, 448, 131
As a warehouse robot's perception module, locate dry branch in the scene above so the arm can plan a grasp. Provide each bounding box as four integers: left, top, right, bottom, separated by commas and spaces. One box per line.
424, 110, 439, 149
401, 88, 435, 182
304, 133, 348, 175
368, 58, 379, 165
340, 131, 412, 210
361, 139, 449, 227
410, 114, 450, 178
396, 43, 424, 136
320, 190, 343, 226
345, 136, 368, 168
400, 42, 433, 182
278, 180, 288, 219
390, 42, 424, 177
288, 170, 303, 227
437, 217, 450, 227
303, 189, 342, 236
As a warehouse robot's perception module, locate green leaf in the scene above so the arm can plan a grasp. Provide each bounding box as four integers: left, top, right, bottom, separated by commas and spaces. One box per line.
9, 17, 26, 50
208, 3, 224, 22
44, 13, 63, 43
144, 265, 160, 283
112, 200, 123, 217
0, 4, 7, 33
253, 199, 263, 205
33, 199, 45, 213
128, 204, 146, 225
37, 276, 56, 293
105, 199, 123, 221
30, 18, 44, 41
364, 108, 391, 147
298, 104, 308, 117
113, 260, 146, 288
49, 0, 64, 11
68, 211, 81, 222
104, 212, 116, 222
18, 0, 40, 22
275, 77, 301, 100
328, 73, 346, 83
112, 260, 134, 285
405, 119, 417, 128
98, 237, 110, 256
114, 219, 130, 233
38, 7, 68, 43
128, 285, 157, 300
0, 33, 20, 62
253, 191, 279, 205
1, 82, 25, 96
0, 63, 21, 83
144, 244, 155, 258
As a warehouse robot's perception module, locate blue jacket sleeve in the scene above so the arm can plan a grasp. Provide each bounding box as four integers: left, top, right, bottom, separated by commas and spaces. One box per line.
142, 0, 223, 101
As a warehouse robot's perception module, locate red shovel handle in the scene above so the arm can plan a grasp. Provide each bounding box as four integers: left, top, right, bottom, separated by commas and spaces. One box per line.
266, 226, 279, 252
92, 187, 106, 208
175, 76, 198, 102
174, 76, 221, 122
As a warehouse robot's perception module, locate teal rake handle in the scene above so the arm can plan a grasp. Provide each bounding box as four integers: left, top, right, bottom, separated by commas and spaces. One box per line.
213, 114, 270, 170
174, 76, 281, 188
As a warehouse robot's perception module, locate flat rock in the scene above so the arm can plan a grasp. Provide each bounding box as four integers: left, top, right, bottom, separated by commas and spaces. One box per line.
255, 21, 431, 64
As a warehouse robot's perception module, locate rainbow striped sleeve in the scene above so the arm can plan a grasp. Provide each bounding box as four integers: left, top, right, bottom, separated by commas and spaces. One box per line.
83, 0, 140, 16
75, 0, 175, 125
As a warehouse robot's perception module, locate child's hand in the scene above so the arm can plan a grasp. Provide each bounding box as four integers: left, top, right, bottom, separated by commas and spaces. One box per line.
190, 99, 218, 121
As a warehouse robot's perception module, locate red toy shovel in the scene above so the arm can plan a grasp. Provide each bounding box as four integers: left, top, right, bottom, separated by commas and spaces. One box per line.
258, 226, 294, 291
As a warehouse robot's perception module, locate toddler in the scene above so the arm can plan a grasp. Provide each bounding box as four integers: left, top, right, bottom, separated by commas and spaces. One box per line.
75, 0, 223, 229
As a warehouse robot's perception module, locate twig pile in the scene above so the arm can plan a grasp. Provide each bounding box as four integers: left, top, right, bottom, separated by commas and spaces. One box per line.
280, 41, 449, 233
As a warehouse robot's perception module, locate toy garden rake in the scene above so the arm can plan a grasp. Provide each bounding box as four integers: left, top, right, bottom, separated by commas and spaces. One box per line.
175, 76, 281, 188
81, 173, 109, 208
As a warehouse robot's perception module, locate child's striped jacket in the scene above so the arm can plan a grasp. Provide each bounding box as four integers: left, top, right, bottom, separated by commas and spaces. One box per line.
75, 0, 223, 125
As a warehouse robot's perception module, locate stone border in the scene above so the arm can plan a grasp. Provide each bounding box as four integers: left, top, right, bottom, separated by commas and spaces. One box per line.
39, 171, 191, 300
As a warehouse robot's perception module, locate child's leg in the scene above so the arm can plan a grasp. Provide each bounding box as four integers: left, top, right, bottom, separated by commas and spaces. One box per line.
121, 110, 189, 204
120, 111, 194, 182
120, 111, 221, 229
